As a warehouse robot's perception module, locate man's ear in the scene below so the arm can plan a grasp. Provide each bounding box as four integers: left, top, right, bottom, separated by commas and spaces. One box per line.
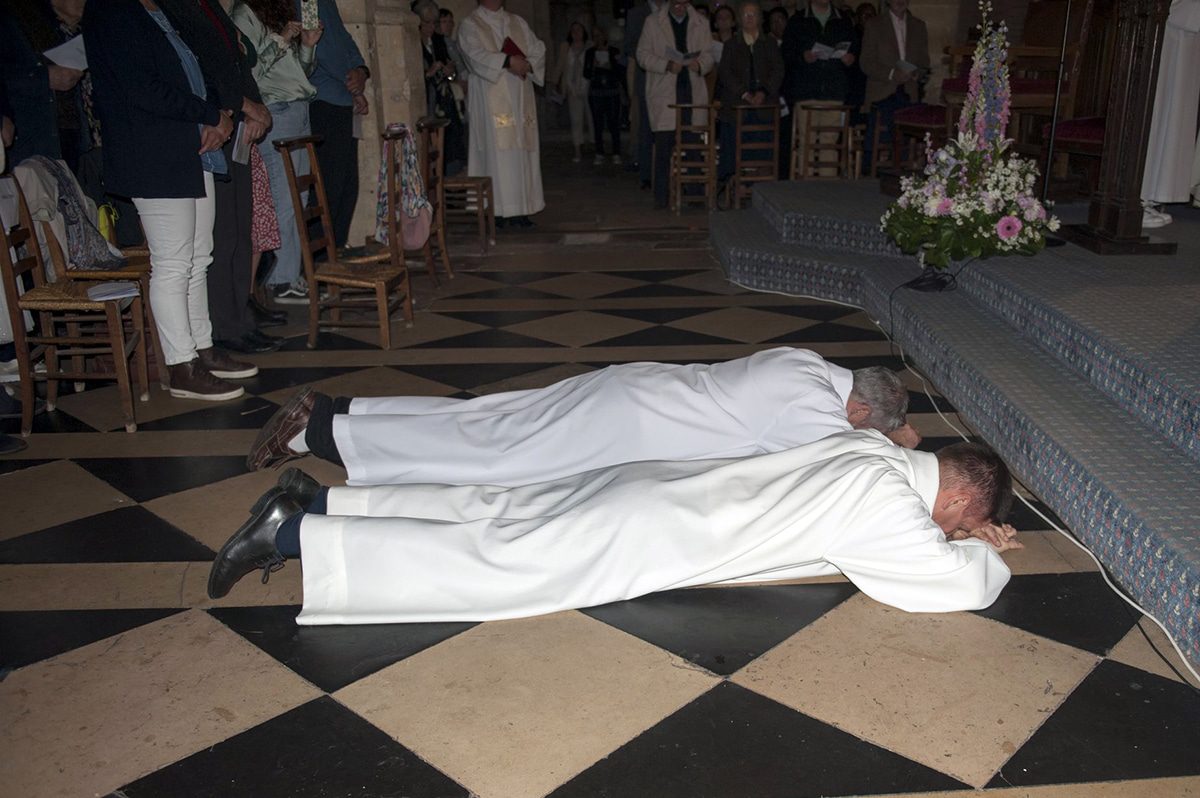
936, 488, 973, 514
846, 400, 871, 426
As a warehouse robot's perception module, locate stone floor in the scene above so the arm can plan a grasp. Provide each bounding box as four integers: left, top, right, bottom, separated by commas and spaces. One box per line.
1, 148, 1198, 798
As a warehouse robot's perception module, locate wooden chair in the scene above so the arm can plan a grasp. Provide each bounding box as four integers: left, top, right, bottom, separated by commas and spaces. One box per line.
725, 104, 781, 209
669, 102, 720, 213
792, 101, 853, 180
849, 123, 867, 179
39, 223, 168, 389
0, 177, 148, 434
412, 117, 454, 283
442, 141, 495, 256
273, 135, 412, 350
890, 103, 953, 170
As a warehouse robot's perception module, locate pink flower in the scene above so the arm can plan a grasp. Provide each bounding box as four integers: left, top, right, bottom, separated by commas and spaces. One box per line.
996, 215, 1023, 240
936, 198, 954, 216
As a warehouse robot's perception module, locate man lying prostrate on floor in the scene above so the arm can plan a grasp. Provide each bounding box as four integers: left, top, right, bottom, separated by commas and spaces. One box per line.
210, 432, 1023, 624
247, 346, 923, 486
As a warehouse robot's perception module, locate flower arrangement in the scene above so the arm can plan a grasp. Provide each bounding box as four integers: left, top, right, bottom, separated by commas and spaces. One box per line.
881, 1, 1059, 269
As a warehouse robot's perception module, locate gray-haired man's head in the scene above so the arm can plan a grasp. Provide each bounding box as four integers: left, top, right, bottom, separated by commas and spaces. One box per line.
847, 367, 908, 433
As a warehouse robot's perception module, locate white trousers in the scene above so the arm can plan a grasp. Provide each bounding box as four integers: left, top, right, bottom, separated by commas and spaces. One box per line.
134, 172, 216, 366
567, 91, 592, 148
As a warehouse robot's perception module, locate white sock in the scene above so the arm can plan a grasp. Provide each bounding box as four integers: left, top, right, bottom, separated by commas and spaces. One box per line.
288, 428, 310, 453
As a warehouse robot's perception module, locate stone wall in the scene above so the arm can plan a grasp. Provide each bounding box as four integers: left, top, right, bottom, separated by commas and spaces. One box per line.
912, 0, 962, 106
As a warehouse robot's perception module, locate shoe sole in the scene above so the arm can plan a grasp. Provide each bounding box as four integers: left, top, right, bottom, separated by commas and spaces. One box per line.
169, 386, 246, 401
209, 366, 260, 379
272, 296, 309, 305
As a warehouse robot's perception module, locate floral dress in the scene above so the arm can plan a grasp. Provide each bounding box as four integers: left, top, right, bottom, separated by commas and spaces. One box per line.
250, 144, 282, 253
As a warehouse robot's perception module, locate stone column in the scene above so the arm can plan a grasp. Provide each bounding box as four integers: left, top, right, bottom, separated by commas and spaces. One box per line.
1059, 0, 1177, 254
336, 0, 426, 246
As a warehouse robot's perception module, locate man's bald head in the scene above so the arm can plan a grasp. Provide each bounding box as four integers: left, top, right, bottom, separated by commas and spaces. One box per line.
847, 367, 908, 433
932, 443, 1013, 533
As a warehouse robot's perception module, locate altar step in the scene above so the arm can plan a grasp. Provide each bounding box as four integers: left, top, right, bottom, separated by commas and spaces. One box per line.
710, 186, 1200, 671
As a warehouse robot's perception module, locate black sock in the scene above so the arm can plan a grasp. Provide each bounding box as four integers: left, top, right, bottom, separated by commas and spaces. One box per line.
304, 393, 344, 466
307, 487, 329, 515
275, 513, 304, 557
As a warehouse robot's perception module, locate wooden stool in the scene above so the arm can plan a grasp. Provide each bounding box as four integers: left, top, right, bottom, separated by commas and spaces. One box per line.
412, 118, 454, 284
443, 173, 495, 255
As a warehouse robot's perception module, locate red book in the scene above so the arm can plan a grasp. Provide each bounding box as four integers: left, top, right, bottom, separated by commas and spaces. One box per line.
501, 37, 526, 59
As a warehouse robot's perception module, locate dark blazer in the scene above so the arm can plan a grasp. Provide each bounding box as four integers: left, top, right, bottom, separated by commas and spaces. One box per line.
781, 5, 859, 104
716, 35, 784, 124
859, 10, 929, 107
159, 0, 263, 117
84, 0, 223, 199
624, 0, 654, 95
0, 10, 61, 163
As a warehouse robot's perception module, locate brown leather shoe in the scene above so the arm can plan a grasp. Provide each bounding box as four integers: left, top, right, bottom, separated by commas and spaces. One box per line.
168, 359, 245, 401
247, 387, 315, 470
196, 347, 259, 379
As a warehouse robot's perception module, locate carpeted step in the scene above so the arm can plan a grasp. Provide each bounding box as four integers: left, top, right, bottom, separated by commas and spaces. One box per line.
752, 181, 905, 258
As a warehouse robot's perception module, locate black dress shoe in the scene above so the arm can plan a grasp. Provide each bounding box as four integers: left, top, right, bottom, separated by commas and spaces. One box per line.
245, 329, 284, 350
512, 216, 535, 229
495, 217, 509, 230
214, 333, 279, 354
0, 434, 28, 455
249, 298, 287, 327
208, 487, 302, 599
250, 467, 322, 514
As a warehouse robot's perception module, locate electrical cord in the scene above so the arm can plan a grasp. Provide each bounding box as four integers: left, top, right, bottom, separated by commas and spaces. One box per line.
727, 278, 1200, 688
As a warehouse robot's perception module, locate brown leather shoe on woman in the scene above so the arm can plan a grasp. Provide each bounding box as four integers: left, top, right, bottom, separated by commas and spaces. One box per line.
196, 347, 259, 379
167, 359, 246, 401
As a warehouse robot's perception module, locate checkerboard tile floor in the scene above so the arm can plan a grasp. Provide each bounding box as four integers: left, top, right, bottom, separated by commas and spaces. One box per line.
2, 178, 1199, 797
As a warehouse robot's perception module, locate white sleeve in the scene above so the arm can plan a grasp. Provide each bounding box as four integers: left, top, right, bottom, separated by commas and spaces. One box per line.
823, 477, 1011, 612
458, 17, 506, 84
522, 19, 547, 85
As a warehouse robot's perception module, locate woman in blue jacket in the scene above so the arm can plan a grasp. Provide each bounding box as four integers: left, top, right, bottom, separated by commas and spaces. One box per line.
85, 0, 259, 401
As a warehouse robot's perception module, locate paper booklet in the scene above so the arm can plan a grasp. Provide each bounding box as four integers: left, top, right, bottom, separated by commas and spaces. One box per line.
44, 35, 87, 71
594, 50, 610, 67
665, 46, 700, 64
231, 121, 251, 165
895, 59, 926, 75
811, 41, 851, 60
87, 282, 140, 301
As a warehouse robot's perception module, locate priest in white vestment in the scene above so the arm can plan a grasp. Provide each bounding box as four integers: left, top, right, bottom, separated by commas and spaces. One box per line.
457, 0, 547, 226
1141, 0, 1200, 227
247, 347, 922, 485
209, 432, 1020, 623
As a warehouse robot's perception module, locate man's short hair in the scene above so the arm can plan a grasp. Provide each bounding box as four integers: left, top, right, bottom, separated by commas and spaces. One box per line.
936, 442, 1014, 523
849, 367, 907, 432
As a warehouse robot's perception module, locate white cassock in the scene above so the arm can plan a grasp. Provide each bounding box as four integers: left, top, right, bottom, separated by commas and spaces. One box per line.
457, 4, 546, 218
335, 347, 856, 486
296, 430, 1011, 625
1142, 0, 1200, 203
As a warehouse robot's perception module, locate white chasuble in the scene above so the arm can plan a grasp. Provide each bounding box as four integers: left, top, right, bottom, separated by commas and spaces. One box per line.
334, 347, 857, 487
458, 5, 546, 217
296, 430, 1011, 625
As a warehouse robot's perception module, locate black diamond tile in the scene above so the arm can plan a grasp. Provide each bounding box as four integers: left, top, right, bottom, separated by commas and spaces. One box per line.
468, 269, 572, 284
136, 395, 280, 431
597, 307, 716, 324
434, 309, 565, 327
973, 572, 1139, 656
598, 283, 713, 298
1006, 497, 1067, 531
987, 660, 1200, 787
549, 682, 969, 797
111, 696, 470, 797
1, 407, 96, 435
450, 286, 568, 300
392, 362, 552, 390
208, 605, 476, 692
587, 326, 740, 347
409, 329, 559, 348
0, 608, 185, 671
277, 332, 380, 351
0, 505, 214, 563
749, 303, 861, 322
75, 455, 249, 502
766, 321, 890, 344
0, 457, 56, 475
237, 366, 362, 396
582, 583, 857, 675
599, 269, 706, 282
